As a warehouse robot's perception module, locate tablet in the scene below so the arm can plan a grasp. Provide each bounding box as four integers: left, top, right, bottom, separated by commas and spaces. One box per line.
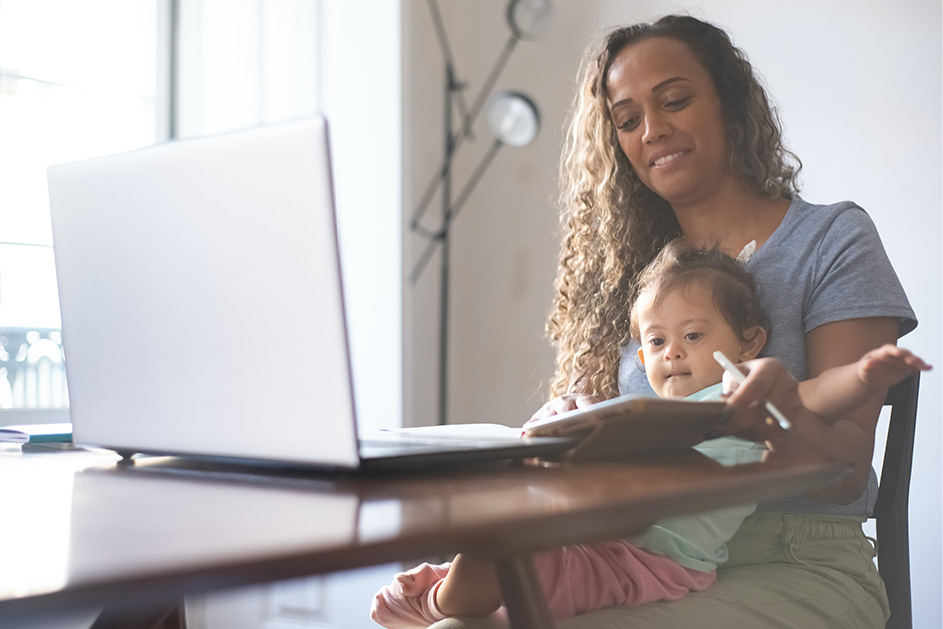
523, 396, 730, 459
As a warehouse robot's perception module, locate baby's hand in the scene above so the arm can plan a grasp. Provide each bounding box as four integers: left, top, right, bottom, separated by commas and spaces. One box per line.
858, 345, 932, 389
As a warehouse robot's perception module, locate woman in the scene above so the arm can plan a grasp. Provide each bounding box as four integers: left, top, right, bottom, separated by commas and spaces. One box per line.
431, 14, 916, 628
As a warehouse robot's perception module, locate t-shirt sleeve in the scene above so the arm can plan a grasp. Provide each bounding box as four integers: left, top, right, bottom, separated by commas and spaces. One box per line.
805, 206, 916, 337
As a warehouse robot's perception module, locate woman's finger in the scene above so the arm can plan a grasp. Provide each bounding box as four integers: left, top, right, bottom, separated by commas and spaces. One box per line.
527, 393, 599, 423
717, 358, 800, 439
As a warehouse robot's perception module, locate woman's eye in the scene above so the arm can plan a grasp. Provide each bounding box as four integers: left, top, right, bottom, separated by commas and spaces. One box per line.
684, 332, 702, 341
663, 96, 692, 111
616, 115, 641, 132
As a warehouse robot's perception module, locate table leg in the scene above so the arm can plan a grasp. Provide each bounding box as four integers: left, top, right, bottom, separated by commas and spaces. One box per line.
90, 601, 187, 629
493, 554, 556, 629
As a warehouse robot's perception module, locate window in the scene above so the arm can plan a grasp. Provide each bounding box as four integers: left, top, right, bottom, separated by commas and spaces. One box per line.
0, 0, 162, 416
0, 0, 321, 420
176, 0, 320, 139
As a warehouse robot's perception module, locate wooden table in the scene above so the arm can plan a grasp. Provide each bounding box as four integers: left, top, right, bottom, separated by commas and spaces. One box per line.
0, 442, 847, 628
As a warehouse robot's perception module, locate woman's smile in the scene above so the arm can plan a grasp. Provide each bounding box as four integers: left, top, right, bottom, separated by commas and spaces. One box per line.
651, 149, 690, 168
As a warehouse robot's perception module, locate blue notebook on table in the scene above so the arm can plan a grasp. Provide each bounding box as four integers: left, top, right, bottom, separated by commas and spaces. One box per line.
0, 423, 72, 444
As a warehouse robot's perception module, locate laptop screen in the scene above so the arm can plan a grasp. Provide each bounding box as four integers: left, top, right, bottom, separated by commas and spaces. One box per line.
48, 117, 362, 468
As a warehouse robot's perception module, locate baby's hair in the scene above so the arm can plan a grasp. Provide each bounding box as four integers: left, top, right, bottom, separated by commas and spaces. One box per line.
629, 239, 770, 346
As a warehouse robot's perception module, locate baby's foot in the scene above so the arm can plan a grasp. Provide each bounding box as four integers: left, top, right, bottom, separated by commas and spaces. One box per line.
371, 562, 451, 628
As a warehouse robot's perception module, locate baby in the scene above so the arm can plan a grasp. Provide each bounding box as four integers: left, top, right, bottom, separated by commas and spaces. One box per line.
371, 240, 929, 627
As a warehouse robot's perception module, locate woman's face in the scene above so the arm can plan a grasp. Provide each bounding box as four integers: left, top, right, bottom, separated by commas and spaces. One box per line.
606, 37, 733, 207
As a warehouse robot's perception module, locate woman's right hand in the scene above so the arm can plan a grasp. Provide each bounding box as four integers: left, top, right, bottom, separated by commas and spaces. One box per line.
717, 357, 805, 443
524, 392, 603, 428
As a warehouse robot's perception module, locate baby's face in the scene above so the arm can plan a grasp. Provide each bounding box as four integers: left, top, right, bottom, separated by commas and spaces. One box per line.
635, 284, 745, 398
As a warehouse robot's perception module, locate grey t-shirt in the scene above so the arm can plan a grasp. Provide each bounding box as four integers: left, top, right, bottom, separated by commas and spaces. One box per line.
619, 196, 917, 515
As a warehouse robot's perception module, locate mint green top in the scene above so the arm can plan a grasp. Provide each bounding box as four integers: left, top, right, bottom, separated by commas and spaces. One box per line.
627, 384, 762, 572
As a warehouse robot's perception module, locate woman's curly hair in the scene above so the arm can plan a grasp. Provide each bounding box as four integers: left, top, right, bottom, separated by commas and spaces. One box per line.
546, 15, 801, 400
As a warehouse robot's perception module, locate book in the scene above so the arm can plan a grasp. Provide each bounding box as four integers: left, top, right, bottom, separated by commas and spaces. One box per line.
0, 423, 73, 444
523, 396, 729, 460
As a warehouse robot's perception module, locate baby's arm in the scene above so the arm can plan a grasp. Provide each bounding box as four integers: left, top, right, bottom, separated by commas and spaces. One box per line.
798, 345, 930, 421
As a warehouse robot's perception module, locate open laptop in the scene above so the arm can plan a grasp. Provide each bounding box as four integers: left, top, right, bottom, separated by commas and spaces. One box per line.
46, 116, 575, 471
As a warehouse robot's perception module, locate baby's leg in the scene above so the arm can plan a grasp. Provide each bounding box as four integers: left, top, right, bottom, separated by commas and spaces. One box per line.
375, 540, 714, 626
435, 554, 502, 617
534, 540, 716, 620
371, 556, 502, 628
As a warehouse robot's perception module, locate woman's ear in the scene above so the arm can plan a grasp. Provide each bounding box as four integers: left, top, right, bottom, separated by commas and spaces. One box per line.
637, 347, 646, 365
739, 326, 768, 361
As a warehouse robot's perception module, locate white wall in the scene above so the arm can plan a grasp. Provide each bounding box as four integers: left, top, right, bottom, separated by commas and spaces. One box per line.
322, 0, 402, 434
404, 1, 941, 626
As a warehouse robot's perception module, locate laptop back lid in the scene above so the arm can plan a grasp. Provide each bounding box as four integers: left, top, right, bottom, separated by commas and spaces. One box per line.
48, 117, 362, 468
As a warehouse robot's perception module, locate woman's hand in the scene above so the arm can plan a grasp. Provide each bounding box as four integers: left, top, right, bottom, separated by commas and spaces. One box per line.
716, 357, 804, 443
720, 319, 902, 503
525, 392, 603, 427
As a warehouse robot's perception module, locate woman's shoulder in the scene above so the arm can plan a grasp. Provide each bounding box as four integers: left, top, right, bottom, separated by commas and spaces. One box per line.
756, 196, 887, 277
786, 196, 869, 222
779, 196, 878, 241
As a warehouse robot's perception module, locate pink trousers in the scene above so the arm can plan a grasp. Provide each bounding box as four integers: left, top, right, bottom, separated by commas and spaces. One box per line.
532, 539, 715, 620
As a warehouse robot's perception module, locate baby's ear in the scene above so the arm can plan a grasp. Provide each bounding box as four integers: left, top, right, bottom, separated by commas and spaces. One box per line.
637, 347, 646, 365
740, 326, 768, 360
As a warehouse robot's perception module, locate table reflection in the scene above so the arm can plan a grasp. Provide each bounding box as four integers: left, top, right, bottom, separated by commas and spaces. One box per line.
0, 444, 79, 599
0, 439, 844, 619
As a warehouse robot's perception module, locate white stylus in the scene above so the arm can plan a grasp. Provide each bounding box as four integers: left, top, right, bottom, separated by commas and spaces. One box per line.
713, 350, 792, 431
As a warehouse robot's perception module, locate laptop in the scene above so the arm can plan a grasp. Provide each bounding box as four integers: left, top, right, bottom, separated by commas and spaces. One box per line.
46, 116, 575, 471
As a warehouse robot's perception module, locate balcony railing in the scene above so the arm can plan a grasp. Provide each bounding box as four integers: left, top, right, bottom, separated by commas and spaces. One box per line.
0, 327, 68, 410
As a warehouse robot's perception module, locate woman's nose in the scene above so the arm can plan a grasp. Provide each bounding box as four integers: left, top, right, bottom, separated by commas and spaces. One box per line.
642, 111, 671, 144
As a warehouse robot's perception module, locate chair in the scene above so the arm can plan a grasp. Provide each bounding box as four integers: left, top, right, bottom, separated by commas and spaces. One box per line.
872, 372, 920, 629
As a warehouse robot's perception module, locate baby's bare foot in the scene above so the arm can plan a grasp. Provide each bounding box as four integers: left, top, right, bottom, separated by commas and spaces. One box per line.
371, 562, 451, 628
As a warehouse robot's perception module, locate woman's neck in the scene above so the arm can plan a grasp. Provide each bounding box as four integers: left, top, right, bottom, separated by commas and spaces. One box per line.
671, 187, 790, 256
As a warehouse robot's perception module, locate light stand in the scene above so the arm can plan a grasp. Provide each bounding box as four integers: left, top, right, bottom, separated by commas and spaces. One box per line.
410, 0, 551, 425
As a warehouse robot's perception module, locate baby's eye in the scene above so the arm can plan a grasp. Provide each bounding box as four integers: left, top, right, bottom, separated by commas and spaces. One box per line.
684, 332, 702, 342
649, 338, 664, 348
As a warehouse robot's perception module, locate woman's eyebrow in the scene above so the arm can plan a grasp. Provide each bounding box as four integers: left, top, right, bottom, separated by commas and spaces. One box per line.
609, 76, 693, 109
652, 76, 692, 92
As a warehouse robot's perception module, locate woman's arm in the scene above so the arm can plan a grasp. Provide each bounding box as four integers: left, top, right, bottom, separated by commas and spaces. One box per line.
723, 316, 899, 504
799, 317, 899, 502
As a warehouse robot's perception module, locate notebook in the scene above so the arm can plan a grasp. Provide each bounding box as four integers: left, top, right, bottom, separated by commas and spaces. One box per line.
46, 116, 575, 471
522, 395, 729, 461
